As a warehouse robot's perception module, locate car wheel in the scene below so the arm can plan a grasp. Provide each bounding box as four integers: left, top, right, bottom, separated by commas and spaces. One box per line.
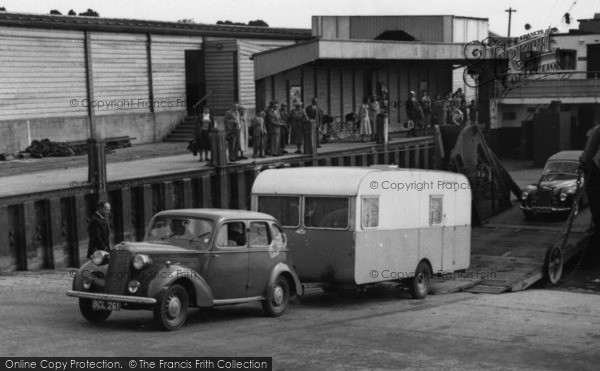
523, 210, 535, 220
409, 261, 431, 299
153, 284, 189, 331
544, 246, 563, 285
262, 276, 290, 317
79, 298, 111, 323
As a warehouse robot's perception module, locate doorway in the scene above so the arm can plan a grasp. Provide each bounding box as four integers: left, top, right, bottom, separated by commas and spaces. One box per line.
185, 50, 205, 115
586, 44, 600, 79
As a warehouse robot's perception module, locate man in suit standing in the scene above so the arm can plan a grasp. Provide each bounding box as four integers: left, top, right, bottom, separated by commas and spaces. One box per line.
87, 201, 111, 258
305, 98, 323, 148
580, 123, 600, 236
267, 101, 283, 156
224, 102, 241, 162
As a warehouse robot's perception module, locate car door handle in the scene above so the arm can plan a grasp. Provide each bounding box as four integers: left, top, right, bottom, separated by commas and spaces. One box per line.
212, 254, 220, 258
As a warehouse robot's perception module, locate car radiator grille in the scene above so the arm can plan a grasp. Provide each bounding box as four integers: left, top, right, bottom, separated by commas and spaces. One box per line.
104, 250, 132, 295
537, 188, 553, 207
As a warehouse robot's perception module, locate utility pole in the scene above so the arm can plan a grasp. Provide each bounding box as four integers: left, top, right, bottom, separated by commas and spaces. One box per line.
506, 7, 517, 37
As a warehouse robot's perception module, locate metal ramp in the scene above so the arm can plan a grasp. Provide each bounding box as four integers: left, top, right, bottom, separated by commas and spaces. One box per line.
433, 125, 591, 294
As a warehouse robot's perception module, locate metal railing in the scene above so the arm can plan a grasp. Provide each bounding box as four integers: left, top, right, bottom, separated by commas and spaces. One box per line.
494, 71, 600, 100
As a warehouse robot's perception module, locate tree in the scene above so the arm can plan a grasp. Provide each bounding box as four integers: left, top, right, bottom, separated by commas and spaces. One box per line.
0, 7, 6, 11
68, 9, 76, 16
50, 10, 62, 15
248, 19, 269, 27
78, 8, 99, 17
216, 20, 246, 26
178, 19, 195, 24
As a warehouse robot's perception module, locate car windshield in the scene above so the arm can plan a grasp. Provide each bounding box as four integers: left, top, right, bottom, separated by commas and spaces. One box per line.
543, 161, 578, 176
145, 216, 214, 250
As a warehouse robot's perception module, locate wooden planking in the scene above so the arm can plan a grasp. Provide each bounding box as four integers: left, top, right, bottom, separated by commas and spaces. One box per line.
205, 40, 237, 114
90, 33, 149, 116
238, 39, 294, 110
342, 68, 354, 115
152, 36, 201, 112
0, 27, 87, 120
316, 69, 329, 114
0, 26, 84, 40
388, 65, 399, 124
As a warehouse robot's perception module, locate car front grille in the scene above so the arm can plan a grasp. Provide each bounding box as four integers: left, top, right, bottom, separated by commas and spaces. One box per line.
104, 250, 132, 295
537, 187, 554, 207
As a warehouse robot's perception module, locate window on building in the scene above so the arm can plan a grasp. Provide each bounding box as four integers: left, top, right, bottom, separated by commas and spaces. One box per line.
557, 49, 576, 70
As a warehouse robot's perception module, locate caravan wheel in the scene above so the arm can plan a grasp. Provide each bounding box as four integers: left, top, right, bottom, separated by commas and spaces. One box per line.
409, 261, 431, 299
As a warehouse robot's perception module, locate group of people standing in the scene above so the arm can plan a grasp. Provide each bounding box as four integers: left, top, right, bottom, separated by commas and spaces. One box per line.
405, 88, 479, 136
252, 97, 324, 157
194, 98, 327, 162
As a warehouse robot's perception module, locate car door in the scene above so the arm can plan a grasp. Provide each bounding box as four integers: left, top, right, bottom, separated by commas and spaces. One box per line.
246, 221, 274, 297
206, 221, 249, 300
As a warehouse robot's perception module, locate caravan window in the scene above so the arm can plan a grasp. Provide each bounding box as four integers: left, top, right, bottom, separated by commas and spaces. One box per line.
304, 197, 349, 229
257, 196, 300, 227
429, 195, 443, 226
361, 197, 379, 229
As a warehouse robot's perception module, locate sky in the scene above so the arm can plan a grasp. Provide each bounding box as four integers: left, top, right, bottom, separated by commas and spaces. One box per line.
0, 0, 597, 36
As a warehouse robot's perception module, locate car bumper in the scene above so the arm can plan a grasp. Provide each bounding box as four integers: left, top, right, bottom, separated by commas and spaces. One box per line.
66, 290, 156, 304
520, 205, 571, 213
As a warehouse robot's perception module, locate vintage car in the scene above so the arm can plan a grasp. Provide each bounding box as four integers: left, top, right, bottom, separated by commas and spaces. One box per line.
66, 209, 302, 331
520, 151, 585, 219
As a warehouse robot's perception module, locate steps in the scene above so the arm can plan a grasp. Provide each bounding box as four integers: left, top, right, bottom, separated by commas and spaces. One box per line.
164, 116, 226, 142
164, 116, 197, 142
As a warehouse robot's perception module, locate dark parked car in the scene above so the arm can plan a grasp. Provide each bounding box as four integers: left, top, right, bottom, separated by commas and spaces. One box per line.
67, 209, 302, 331
520, 151, 585, 219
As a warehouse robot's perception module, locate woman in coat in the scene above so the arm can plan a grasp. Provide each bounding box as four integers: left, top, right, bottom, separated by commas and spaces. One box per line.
238, 106, 248, 159
358, 97, 372, 142
288, 100, 309, 154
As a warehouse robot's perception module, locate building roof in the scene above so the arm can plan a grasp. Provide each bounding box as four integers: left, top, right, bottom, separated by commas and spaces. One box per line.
253, 39, 472, 79
0, 12, 313, 40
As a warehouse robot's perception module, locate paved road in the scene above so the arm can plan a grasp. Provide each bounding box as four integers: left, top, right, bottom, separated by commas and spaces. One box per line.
1, 270, 599, 370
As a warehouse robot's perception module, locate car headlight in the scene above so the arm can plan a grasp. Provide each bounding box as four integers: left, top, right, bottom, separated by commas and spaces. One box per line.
91, 250, 110, 266
128, 280, 140, 293
132, 254, 152, 270
559, 193, 567, 202
82, 278, 92, 290
521, 191, 529, 200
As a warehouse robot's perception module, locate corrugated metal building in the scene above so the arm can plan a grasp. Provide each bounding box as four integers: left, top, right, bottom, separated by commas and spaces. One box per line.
0, 12, 311, 153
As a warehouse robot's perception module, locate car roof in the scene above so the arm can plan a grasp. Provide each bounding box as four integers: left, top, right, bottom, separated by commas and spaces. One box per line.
154, 209, 276, 223
547, 151, 582, 162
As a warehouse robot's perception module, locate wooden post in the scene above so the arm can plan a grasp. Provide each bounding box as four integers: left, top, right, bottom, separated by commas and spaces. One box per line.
182, 178, 193, 209
84, 31, 96, 139
0, 205, 11, 273
48, 198, 65, 269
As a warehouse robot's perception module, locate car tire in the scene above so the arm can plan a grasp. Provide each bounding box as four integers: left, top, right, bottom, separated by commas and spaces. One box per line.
153, 284, 189, 331
262, 276, 290, 317
79, 298, 111, 323
409, 261, 431, 300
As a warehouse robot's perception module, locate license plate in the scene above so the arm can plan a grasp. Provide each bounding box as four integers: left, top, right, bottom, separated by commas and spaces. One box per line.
539, 209, 552, 214
92, 300, 120, 311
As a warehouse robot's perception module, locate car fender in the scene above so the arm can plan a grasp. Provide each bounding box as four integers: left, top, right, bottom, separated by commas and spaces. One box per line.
265, 262, 303, 298
71, 260, 108, 291
146, 265, 213, 307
